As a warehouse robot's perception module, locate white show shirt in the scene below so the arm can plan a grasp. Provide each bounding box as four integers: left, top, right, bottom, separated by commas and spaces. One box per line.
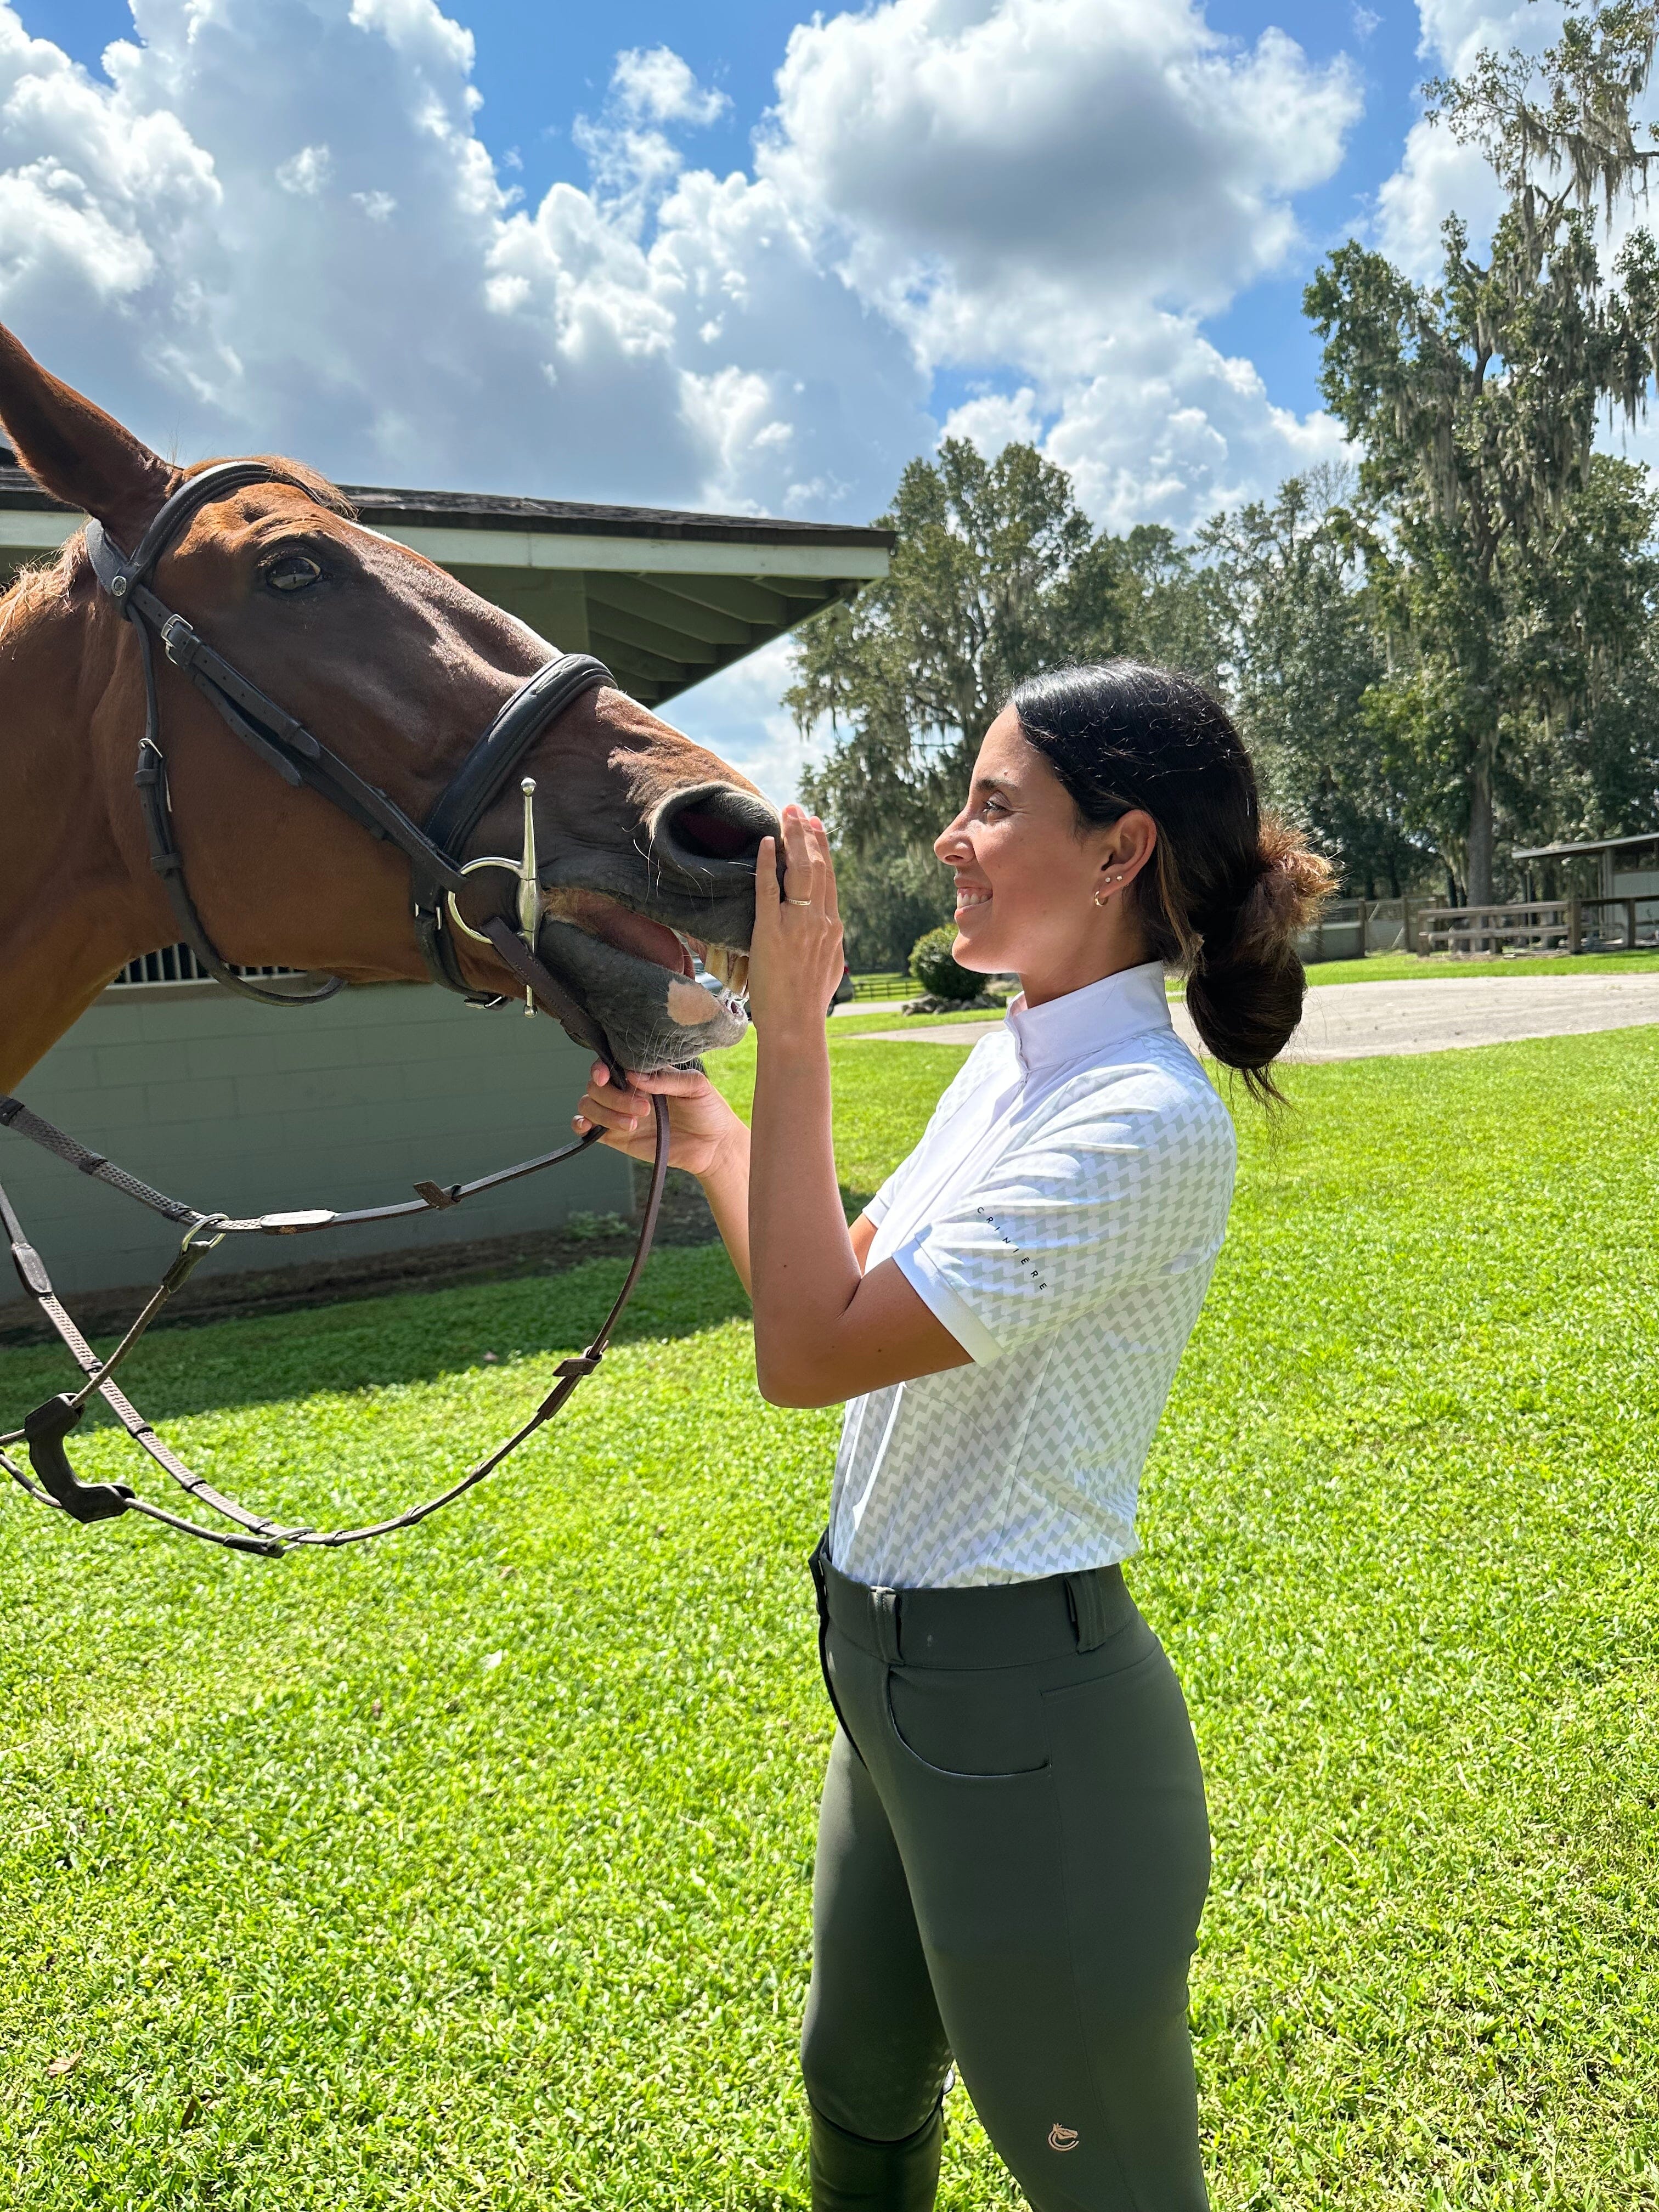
828, 961, 1237, 1589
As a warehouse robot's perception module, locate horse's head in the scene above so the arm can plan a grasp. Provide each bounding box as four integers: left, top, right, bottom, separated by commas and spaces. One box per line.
0, 323, 778, 1077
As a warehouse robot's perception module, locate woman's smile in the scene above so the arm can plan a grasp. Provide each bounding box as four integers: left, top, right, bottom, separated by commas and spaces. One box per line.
953, 879, 991, 915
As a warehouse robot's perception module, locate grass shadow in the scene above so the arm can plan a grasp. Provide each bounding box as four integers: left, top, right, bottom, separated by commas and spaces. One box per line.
0, 1243, 753, 1432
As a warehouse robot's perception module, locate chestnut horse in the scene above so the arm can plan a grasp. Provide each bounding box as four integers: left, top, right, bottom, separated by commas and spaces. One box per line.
0, 321, 777, 1094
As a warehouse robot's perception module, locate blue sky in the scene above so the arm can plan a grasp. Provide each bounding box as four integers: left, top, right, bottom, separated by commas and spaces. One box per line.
30, 0, 1437, 433
1201, 2, 1430, 411
0, 1, 1558, 787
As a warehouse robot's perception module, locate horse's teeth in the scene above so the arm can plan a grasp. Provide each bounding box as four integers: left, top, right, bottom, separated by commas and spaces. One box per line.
731, 954, 748, 997
706, 946, 731, 986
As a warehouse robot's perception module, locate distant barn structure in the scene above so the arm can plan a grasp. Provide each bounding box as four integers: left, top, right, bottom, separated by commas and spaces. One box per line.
0, 448, 890, 1316
1511, 830, 1659, 906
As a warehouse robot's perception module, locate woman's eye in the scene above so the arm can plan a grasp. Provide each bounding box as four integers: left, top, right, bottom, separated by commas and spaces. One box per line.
266, 554, 323, 592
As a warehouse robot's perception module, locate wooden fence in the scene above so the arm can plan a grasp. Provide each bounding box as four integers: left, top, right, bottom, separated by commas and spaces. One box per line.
1413, 896, 1658, 955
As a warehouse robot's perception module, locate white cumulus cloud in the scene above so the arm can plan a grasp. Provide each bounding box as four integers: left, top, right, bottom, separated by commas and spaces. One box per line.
763, 0, 1359, 347
757, 0, 1362, 525
939, 385, 1044, 461
612, 46, 729, 128
0, 0, 1362, 530
276, 143, 332, 196
0, 0, 1382, 786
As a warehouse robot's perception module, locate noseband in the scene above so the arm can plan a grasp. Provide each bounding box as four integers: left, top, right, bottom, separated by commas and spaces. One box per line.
1, 461, 676, 1558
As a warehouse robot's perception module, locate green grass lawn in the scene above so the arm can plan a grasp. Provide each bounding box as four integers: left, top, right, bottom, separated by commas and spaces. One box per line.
2, 1025, 1656, 2207
1303, 949, 1659, 985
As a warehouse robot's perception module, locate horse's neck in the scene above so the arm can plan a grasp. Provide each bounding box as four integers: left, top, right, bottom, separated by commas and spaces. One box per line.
0, 581, 159, 1090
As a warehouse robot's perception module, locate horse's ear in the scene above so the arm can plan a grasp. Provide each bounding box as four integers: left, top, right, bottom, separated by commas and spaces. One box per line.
0, 321, 174, 552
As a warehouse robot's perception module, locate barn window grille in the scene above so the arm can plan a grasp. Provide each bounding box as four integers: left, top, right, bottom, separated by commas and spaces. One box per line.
108, 945, 305, 989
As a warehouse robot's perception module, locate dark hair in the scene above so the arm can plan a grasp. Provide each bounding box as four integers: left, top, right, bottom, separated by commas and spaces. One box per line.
1008, 660, 1333, 1101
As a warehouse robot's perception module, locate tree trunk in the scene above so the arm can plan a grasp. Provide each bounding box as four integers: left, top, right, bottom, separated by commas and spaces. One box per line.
1465, 753, 1496, 905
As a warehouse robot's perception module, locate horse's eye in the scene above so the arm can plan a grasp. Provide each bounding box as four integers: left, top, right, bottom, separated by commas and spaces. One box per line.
266, 554, 323, 592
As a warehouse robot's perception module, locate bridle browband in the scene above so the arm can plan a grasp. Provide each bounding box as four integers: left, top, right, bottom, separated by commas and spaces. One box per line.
1, 460, 676, 1558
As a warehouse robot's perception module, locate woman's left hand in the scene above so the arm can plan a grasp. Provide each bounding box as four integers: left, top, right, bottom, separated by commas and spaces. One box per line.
748, 804, 844, 1047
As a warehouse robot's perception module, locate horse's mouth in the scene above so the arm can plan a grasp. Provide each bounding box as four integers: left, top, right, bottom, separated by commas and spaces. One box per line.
539, 887, 749, 1026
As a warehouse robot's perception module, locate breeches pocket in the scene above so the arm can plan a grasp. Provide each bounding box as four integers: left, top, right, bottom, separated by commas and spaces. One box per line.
880, 1611, 1169, 1784
879, 1666, 1059, 1956
884, 1664, 1052, 1781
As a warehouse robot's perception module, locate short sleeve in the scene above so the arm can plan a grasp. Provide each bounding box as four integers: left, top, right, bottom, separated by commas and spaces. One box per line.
889, 1082, 1233, 1364
864, 1178, 897, 1226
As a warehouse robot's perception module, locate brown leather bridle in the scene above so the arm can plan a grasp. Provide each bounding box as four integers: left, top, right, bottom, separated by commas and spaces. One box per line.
83, 459, 621, 1037
0, 462, 676, 1558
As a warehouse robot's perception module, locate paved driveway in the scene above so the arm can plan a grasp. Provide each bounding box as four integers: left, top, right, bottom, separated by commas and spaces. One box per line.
851, 973, 1659, 1062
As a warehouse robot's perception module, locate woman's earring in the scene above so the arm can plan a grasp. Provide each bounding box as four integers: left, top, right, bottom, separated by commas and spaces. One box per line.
1094, 870, 1124, 906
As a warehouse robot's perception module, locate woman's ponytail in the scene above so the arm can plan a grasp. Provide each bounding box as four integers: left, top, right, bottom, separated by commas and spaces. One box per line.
1183, 819, 1334, 1097
1009, 662, 1335, 1103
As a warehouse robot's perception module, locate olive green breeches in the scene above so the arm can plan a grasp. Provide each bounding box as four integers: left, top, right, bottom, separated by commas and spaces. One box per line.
802, 1542, 1212, 2212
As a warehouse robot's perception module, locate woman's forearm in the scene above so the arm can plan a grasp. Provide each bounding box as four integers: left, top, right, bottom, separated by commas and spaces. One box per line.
699, 1121, 754, 1296
730, 809, 967, 1407
747, 1025, 862, 1400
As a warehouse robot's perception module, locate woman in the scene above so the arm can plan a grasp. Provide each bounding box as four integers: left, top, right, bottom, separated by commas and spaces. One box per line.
574, 662, 1330, 2211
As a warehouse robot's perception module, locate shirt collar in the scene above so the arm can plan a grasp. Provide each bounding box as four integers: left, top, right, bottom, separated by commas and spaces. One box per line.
1003, 960, 1171, 1078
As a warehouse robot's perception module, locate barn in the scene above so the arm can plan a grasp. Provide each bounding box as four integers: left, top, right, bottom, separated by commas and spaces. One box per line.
0, 448, 890, 1321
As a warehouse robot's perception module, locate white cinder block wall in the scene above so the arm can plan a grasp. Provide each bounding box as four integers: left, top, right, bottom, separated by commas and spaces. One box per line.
1, 983, 632, 1299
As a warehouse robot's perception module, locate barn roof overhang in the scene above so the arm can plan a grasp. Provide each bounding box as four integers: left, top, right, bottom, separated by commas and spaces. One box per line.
0, 451, 891, 707
1512, 831, 1659, 862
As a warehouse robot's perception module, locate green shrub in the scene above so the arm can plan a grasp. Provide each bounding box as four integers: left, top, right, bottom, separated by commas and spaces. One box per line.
562, 1210, 631, 1242
909, 924, 980, 1000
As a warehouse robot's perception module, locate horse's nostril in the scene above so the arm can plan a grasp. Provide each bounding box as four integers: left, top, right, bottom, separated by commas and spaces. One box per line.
656, 784, 778, 868
676, 808, 758, 861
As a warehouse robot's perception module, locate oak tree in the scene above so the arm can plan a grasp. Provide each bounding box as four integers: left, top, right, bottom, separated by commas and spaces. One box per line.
1305, 0, 1659, 900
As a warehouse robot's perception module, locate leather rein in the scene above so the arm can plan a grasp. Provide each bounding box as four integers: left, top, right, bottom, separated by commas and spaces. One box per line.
0, 461, 672, 1558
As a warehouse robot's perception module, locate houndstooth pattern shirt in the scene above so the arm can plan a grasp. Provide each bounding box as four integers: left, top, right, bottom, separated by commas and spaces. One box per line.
828, 961, 1236, 1589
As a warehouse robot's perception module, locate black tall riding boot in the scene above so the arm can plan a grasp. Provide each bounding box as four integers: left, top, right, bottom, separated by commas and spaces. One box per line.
809, 2102, 943, 2211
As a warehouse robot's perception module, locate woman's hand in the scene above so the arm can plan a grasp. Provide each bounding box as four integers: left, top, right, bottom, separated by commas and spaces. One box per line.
573, 1062, 742, 1178
748, 804, 844, 1048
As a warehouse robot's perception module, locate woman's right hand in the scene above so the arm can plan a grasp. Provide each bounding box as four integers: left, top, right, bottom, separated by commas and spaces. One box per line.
573, 1062, 743, 1178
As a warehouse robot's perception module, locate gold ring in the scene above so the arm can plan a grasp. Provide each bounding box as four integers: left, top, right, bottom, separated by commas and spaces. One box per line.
785, 896, 813, 907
